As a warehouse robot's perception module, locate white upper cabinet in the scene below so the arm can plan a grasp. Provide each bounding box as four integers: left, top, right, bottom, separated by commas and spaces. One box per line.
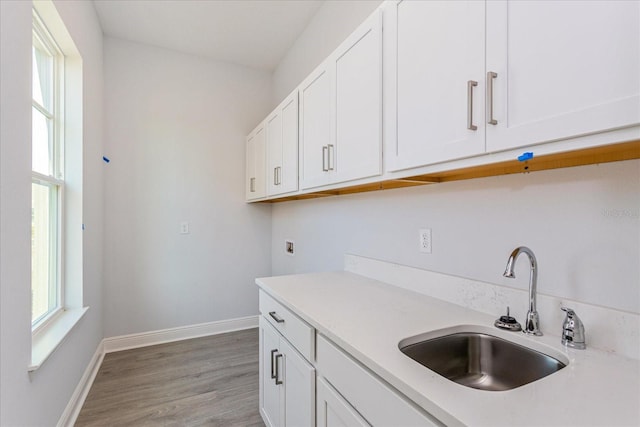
246, 122, 266, 200
300, 10, 382, 190
385, 0, 640, 172
266, 112, 283, 194
485, 0, 640, 153
249, 0, 639, 202
332, 9, 383, 185
267, 91, 299, 197
299, 63, 335, 190
386, 0, 486, 172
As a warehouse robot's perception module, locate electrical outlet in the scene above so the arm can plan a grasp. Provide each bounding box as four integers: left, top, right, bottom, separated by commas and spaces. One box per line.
419, 228, 432, 253
285, 240, 295, 256
180, 221, 190, 234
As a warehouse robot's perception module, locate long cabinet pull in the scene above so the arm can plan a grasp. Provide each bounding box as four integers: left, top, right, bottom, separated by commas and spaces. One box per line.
273, 167, 281, 186
274, 353, 283, 385
269, 311, 285, 323
250, 177, 255, 192
327, 144, 335, 171
322, 146, 329, 171
487, 71, 498, 125
467, 80, 478, 131
270, 349, 277, 379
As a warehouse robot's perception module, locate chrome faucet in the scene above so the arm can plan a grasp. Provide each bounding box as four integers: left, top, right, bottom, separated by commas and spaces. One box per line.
503, 247, 542, 336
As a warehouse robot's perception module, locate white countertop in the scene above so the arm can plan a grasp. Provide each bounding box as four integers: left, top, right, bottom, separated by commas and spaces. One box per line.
256, 271, 640, 427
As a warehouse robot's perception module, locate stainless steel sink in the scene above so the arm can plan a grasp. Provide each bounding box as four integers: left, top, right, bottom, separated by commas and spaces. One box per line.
399, 330, 567, 391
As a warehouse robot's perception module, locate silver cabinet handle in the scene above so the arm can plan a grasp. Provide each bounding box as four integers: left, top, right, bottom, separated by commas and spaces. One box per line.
270, 349, 277, 379
274, 353, 283, 385
487, 71, 498, 125
250, 177, 255, 192
467, 80, 478, 131
327, 144, 335, 171
273, 167, 282, 186
269, 311, 285, 323
322, 146, 329, 171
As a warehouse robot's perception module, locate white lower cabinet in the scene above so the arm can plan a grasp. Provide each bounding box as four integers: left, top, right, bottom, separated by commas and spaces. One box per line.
259, 295, 444, 427
280, 338, 315, 426
260, 317, 282, 427
317, 377, 370, 427
259, 316, 315, 427
316, 334, 443, 427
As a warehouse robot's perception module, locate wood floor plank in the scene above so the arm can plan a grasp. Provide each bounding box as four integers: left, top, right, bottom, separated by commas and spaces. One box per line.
75, 328, 264, 426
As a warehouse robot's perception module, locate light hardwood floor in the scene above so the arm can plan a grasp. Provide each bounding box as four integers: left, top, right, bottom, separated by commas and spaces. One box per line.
75, 328, 264, 426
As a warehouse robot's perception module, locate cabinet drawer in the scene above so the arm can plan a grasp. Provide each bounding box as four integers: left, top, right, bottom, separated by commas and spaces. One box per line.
260, 290, 314, 361
316, 334, 442, 427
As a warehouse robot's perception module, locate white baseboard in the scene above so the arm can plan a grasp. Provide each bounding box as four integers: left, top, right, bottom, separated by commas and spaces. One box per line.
58, 315, 259, 426
57, 340, 104, 427
102, 315, 259, 353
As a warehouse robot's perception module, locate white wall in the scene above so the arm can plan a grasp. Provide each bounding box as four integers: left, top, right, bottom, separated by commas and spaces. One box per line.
272, 161, 640, 313
271, 0, 382, 105
103, 38, 273, 337
270, 1, 640, 315
0, 0, 104, 425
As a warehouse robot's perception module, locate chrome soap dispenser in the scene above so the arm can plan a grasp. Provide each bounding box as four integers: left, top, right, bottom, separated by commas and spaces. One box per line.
561, 307, 586, 349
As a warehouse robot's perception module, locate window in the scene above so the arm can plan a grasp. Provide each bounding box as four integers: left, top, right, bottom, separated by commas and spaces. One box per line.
29, 2, 85, 371
31, 10, 64, 329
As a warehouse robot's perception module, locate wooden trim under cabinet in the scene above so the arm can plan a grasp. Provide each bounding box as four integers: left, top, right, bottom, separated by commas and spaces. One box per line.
259, 140, 640, 203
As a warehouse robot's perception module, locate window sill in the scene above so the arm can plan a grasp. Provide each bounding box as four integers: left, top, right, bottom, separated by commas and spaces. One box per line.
29, 306, 89, 372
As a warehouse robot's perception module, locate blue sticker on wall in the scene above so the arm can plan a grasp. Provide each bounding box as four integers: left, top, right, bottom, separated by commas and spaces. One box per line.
517, 152, 534, 162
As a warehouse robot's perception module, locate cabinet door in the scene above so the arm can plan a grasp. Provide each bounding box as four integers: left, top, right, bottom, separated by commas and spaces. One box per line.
332, 10, 382, 185
246, 133, 256, 200
246, 123, 266, 200
280, 93, 299, 194
299, 64, 334, 190
316, 334, 441, 427
266, 110, 283, 196
486, 0, 640, 153
317, 377, 370, 427
260, 319, 282, 427
267, 92, 299, 197
280, 339, 315, 427
388, 0, 485, 171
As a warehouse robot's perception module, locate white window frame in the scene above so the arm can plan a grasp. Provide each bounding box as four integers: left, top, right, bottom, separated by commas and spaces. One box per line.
29, 0, 87, 373
31, 8, 65, 333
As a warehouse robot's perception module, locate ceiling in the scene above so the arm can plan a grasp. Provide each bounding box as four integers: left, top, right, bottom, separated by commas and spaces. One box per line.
93, 0, 324, 71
